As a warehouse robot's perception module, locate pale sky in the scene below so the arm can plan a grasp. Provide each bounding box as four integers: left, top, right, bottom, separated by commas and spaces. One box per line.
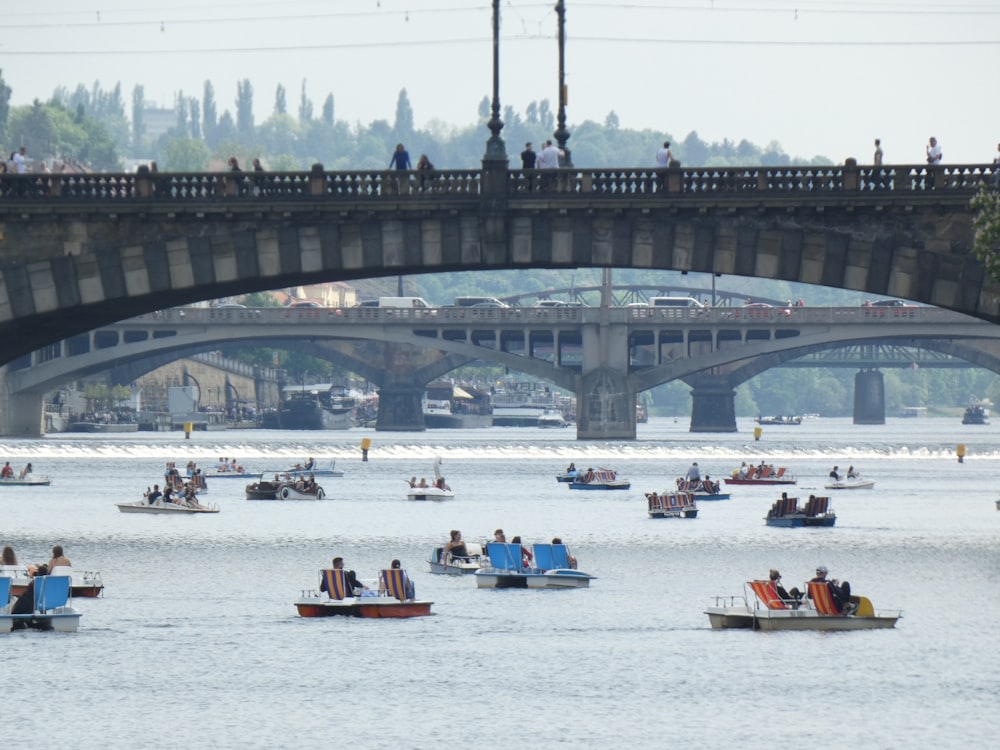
3, 0, 999, 164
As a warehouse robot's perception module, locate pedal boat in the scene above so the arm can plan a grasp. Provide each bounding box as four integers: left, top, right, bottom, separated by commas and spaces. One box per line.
295, 568, 432, 619
765, 495, 835, 527
2, 565, 103, 598
0, 575, 81, 633
428, 542, 487, 575
568, 468, 630, 490
474, 543, 594, 589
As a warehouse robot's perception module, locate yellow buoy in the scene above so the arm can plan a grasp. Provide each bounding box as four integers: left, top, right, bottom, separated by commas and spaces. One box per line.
957, 444, 967, 463
361, 437, 372, 462
753, 427, 762, 441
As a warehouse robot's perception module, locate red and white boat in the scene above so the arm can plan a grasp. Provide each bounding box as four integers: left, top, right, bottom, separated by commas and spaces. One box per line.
295, 568, 432, 619
725, 466, 797, 485
1, 564, 104, 598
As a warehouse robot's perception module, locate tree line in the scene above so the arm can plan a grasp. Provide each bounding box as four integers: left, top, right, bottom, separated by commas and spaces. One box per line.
0, 70, 834, 172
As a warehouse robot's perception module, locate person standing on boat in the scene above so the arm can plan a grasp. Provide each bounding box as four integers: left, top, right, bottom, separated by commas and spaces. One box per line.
686, 462, 701, 483
829, 466, 841, 481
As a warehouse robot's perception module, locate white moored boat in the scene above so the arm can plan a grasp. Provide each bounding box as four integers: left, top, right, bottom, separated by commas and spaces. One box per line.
706, 579, 900, 631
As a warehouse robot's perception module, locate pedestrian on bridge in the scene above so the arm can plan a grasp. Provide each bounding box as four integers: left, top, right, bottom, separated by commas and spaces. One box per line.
926, 137, 942, 165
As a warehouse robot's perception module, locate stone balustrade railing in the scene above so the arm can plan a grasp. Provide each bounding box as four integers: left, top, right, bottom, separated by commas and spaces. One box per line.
0, 163, 993, 204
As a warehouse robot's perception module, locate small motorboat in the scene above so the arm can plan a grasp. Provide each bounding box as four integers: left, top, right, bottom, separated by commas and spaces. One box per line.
962, 402, 990, 425
824, 477, 875, 490
2, 564, 103, 599
765, 495, 835, 527
428, 542, 487, 575
295, 567, 432, 619
474, 542, 594, 589
282, 461, 344, 478
0, 575, 82, 633
646, 491, 698, 519
0, 474, 51, 487
537, 410, 568, 428
407, 457, 453, 501
725, 466, 797, 486
568, 468, 631, 490
116, 498, 219, 514
675, 477, 730, 500
754, 415, 802, 426
705, 579, 901, 631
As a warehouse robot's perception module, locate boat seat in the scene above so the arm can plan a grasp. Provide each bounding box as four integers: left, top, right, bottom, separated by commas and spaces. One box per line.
34, 575, 71, 613
320, 569, 351, 600
646, 493, 662, 512
748, 580, 788, 610
532, 544, 555, 572
775, 467, 786, 478
380, 569, 413, 601
0, 577, 10, 608
486, 542, 522, 571
807, 581, 841, 615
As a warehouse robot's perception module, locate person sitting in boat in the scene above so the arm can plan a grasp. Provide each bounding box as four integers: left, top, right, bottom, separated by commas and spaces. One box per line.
566, 462, 577, 474
382, 559, 415, 599
17, 462, 33, 479
493, 529, 507, 544
685, 462, 701, 482
702, 475, 716, 494
417, 478, 429, 488
9, 563, 48, 628
322, 557, 366, 597
582, 468, 595, 484
435, 476, 450, 491
303, 457, 315, 471
809, 566, 854, 614
162, 484, 176, 504
769, 569, 802, 606
406, 476, 417, 488
847, 466, 859, 479
47, 545, 71, 571
551, 537, 578, 569
1, 545, 18, 566
145, 484, 162, 505
217, 457, 229, 471
0, 462, 13, 479
737, 462, 749, 479
511, 536, 533, 569
444, 530, 469, 564
301, 472, 317, 492
829, 466, 841, 481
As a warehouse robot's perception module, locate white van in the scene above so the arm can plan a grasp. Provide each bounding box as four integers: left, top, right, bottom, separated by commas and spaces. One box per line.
649, 296, 705, 308
377, 297, 431, 309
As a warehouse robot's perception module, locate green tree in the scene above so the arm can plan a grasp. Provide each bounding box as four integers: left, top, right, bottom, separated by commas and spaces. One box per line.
972, 186, 1000, 282
202, 81, 218, 146
321, 94, 334, 126
131, 84, 146, 153
189, 97, 201, 140
236, 79, 254, 142
274, 83, 286, 116
298, 80, 313, 124
164, 136, 210, 171
393, 88, 414, 139
0, 68, 13, 144
174, 92, 189, 135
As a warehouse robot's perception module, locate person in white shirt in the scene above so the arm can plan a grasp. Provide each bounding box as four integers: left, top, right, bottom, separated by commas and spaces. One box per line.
12, 146, 26, 174
656, 141, 673, 167
926, 137, 942, 165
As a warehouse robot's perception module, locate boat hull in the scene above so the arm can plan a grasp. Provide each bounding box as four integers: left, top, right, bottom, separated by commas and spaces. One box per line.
67, 422, 138, 433
407, 488, 454, 501
0, 476, 51, 486
295, 598, 432, 618
568, 482, 631, 490
475, 569, 593, 589
726, 478, 797, 485
705, 606, 899, 631
824, 480, 875, 490
649, 508, 699, 519
116, 501, 219, 514
765, 515, 836, 527
0, 611, 81, 633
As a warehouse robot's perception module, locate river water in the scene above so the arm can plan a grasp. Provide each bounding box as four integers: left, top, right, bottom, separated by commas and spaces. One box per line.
3, 418, 999, 749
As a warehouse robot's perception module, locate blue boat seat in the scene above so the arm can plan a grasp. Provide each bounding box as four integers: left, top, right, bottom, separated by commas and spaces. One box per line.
532, 544, 555, 571
486, 542, 523, 571
34, 575, 71, 612
0, 577, 10, 608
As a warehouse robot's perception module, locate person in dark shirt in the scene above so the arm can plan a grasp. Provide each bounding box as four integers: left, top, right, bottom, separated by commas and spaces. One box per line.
320, 556, 366, 596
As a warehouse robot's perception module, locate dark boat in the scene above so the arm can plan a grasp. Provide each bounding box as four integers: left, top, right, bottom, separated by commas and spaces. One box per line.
754, 415, 802, 426
765, 494, 836, 527
279, 384, 355, 430
962, 403, 989, 425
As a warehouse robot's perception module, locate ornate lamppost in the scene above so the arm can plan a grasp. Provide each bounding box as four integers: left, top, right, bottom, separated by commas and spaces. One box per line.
483, 0, 506, 163
554, 0, 572, 167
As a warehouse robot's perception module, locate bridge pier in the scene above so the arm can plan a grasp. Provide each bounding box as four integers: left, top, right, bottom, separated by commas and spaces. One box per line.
0, 368, 45, 436
576, 368, 636, 440
375, 383, 426, 432
853, 369, 886, 425
689, 375, 738, 433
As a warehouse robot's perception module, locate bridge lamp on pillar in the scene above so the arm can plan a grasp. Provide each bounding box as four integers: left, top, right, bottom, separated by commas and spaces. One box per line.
483, 0, 507, 163
554, 0, 572, 167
